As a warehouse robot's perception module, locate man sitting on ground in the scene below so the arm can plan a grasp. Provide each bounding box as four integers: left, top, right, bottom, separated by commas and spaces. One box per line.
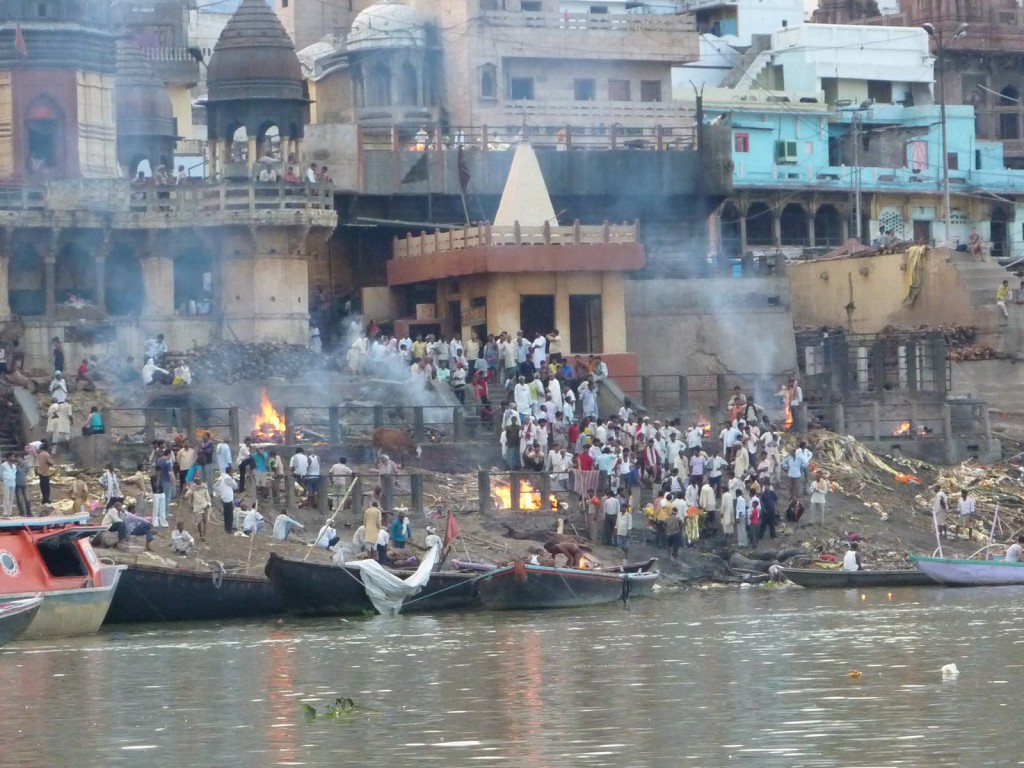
170, 521, 195, 556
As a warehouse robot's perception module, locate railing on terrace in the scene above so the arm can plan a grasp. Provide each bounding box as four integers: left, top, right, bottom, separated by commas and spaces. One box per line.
139, 45, 212, 63
0, 180, 334, 215
482, 9, 695, 33
358, 124, 696, 152
393, 220, 639, 258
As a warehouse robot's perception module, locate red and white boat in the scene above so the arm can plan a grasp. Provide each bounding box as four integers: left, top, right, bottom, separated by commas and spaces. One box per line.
0, 514, 124, 640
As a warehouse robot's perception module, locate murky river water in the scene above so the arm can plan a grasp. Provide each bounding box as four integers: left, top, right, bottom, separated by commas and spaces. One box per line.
2, 585, 1022, 767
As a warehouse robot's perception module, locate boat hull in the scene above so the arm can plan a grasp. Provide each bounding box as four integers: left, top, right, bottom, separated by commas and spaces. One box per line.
475, 564, 659, 610
910, 555, 1024, 586
265, 553, 481, 616
782, 567, 937, 588
7, 566, 123, 640
104, 564, 285, 624
0, 598, 43, 647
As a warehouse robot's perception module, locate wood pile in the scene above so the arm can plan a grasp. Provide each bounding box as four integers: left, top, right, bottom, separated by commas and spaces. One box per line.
183, 342, 336, 384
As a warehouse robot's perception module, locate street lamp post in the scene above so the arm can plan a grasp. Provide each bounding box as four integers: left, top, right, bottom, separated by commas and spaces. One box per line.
923, 22, 968, 245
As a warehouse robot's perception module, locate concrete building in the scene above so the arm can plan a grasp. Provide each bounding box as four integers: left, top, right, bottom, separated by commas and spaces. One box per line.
0, 0, 336, 365
387, 141, 642, 376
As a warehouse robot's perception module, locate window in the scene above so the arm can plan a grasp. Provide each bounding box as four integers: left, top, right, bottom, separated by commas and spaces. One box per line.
590, 5, 609, 12
734, 133, 749, 153
866, 80, 892, 104
25, 97, 63, 173
281, 0, 289, 6
480, 64, 497, 99
947, 152, 959, 171
574, 78, 596, 101
521, 1, 542, 10
510, 77, 534, 100
976, 149, 982, 169
774, 140, 797, 164
37, 2, 49, 17
608, 79, 631, 102
640, 80, 662, 102
569, 295, 603, 354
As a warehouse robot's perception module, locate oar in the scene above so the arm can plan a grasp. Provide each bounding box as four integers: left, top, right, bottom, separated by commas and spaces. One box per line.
303, 477, 358, 561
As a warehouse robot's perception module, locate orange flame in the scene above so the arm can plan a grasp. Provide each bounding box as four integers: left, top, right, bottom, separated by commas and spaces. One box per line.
783, 404, 793, 431
492, 479, 558, 511
254, 389, 286, 439
696, 416, 712, 439
893, 421, 911, 436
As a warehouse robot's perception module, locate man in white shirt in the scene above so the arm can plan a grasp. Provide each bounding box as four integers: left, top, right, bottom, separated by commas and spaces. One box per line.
170, 521, 195, 555
956, 489, 976, 540
329, 457, 353, 510
289, 448, 309, 495
242, 506, 265, 536
215, 467, 238, 534
273, 512, 305, 542
305, 452, 321, 506
1006, 535, 1024, 562
932, 485, 949, 538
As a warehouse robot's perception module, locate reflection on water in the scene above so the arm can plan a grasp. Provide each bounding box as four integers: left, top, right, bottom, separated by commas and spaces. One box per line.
2, 586, 1022, 767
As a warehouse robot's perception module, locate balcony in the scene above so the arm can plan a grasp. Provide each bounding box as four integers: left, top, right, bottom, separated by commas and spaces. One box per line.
387, 221, 643, 285
476, 11, 696, 63
140, 46, 205, 88
0, 180, 337, 229
730, 163, 1024, 194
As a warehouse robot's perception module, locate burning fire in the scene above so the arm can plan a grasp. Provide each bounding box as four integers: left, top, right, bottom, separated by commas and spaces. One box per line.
492, 479, 559, 511
254, 389, 287, 440
892, 421, 932, 437
782, 405, 793, 431
894, 421, 912, 436
696, 417, 712, 439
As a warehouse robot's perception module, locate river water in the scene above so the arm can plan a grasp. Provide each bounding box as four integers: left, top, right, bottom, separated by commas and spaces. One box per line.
2, 585, 1021, 767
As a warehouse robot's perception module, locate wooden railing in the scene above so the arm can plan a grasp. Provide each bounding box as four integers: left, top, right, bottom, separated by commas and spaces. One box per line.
393, 220, 639, 259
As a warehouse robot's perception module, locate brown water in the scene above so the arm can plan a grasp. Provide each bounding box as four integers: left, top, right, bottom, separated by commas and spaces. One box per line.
1, 585, 1021, 767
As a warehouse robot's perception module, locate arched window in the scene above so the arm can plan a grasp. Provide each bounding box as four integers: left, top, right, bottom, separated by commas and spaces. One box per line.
24, 96, 65, 174
366, 64, 391, 108
400, 62, 418, 105
480, 64, 497, 99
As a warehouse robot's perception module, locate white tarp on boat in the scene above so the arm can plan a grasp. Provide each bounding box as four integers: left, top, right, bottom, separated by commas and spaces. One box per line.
345, 544, 440, 616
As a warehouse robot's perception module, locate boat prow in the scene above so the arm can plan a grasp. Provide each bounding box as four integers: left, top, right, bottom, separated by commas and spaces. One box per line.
910, 554, 1024, 587
0, 596, 44, 647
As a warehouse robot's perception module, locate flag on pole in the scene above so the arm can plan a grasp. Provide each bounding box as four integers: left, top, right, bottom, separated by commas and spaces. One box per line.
14, 24, 28, 58
443, 511, 461, 548
457, 146, 471, 192
401, 152, 429, 184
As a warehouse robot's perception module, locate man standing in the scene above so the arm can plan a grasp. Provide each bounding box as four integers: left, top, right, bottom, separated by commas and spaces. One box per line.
601, 489, 620, 546
184, 477, 212, 541
329, 456, 353, 510
176, 441, 196, 494
216, 466, 238, 534
363, 500, 384, 554
932, 484, 948, 538
236, 437, 253, 493
305, 451, 321, 507
957, 488, 976, 540
615, 503, 633, 555
759, 482, 778, 541
36, 442, 54, 505
665, 508, 683, 559
1, 453, 17, 516
289, 447, 309, 498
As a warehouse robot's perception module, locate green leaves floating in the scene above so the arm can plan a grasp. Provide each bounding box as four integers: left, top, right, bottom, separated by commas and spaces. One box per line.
301, 697, 381, 721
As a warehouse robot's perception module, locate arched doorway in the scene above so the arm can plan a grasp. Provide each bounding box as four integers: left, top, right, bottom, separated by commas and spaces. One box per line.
8, 241, 45, 316
1000, 86, 1020, 140
719, 201, 742, 259
174, 248, 213, 314
814, 204, 843, 247
367, 64, 392, 107
400, 62, 419, 106
991, 206, 1011, 263
24, 96, 66, 177
780, 203, 809, 246
745, 202, 773, 245
55, 242, 96, 306
106, 245, 145, 316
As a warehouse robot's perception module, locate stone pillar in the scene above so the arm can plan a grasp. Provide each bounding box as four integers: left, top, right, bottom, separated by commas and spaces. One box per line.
0, 249, 9, 320
140, 252, 175, 317
207, 139, 218, 178
807, 213, 816, 248
738, 214, 748, 256
478, 470, 491, 515
772, 211, 782, 248
840, 217, 850, 243
44, 257, 56, 316
247, 135, 258, 175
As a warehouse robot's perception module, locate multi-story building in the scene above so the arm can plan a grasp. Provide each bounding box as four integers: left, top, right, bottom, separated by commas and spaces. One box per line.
815, 0, 1024, 169
0, 0, 335, 365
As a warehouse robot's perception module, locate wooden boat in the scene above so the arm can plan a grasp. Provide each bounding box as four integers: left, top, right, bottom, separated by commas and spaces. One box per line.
104, 563, 285, 624
474, 561, 659, 610
0, 597, 44, 647
264, 553, 481, 616
596, 558, 658, 574
910, 554, 1024, 586
0, 514, 124, 639
781, 567, 937, 588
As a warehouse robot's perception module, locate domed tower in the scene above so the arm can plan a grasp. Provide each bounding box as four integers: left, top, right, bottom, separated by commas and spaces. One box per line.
347, 1, 439, 130
0, 0, 118, 181
115, 36, 178, 178
205, 0, 308, 179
